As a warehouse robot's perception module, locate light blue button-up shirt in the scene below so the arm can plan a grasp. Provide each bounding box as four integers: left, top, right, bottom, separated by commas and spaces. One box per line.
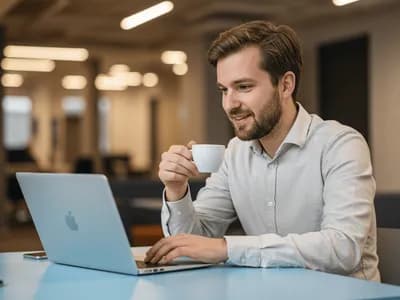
161, 103, 380, 281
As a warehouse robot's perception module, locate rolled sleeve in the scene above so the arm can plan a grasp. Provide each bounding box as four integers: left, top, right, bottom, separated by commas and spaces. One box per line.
224, 235, 262, 267
224, 234, 306, 269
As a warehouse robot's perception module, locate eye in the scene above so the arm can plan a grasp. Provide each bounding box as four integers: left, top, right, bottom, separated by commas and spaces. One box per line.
237, 84, 253, 92
217, 86, 227, 95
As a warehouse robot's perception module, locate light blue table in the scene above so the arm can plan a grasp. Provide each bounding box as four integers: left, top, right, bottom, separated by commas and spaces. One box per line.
1, 248, 400, 300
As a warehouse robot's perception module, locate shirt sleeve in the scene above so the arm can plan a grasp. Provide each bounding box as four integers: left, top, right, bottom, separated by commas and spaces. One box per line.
161, 187, 195, 237
225, 130, 376, 275
161, 145, 237, 238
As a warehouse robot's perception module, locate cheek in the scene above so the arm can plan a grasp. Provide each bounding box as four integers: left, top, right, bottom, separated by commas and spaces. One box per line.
242, 95, 260, 115
250, 89, 274, 112
221, 96, 229, 112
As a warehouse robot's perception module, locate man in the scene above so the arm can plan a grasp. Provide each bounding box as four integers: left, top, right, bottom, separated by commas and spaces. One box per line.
145, 20, 379, 281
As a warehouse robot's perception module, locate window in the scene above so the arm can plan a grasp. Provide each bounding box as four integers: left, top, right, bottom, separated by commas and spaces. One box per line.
3, 96, 32, 149
98, 97, 110, 154
62, 96, 86, 116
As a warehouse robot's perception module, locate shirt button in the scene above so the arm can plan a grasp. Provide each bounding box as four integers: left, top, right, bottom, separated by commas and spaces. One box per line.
177, 211, 182, 216
240, 257, 246, 264
267, 201, 274, 207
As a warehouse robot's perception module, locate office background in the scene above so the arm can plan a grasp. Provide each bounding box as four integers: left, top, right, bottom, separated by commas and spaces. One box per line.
0, 0, 399, 283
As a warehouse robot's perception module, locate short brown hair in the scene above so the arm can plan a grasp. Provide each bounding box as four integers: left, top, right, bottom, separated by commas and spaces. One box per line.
208, 20, 303, 99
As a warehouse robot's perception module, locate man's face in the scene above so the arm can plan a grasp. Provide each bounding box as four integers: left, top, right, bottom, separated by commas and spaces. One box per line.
216, 46, 282, 140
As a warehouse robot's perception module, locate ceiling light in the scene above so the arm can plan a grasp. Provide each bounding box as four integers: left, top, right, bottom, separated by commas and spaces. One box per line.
126, 72, 142, 86
142, 72, 159, 87
1, 73, 24, 87
172, 63, 188, 76
4, 45, 88, 61
120, 1, 174, 30
95, 74, 127, 91
62, 75, 87, 90
109, 64, 130, 76
1, 58, 55, 72
332, 0, 360, 6
161, 50, 187, 64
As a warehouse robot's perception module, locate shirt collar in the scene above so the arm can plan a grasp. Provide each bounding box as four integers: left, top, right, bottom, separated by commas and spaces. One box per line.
249, 139, 263, 155
283, 102, 312, 148
248, 102, 312, 154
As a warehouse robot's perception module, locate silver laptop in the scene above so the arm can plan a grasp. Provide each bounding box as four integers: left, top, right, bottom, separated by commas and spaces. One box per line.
16, 172, 210, 275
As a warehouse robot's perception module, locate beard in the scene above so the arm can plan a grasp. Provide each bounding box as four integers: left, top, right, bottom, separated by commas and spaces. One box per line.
228, 90, 282, 141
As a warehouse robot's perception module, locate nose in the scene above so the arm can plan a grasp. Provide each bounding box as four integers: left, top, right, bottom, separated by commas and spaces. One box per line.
223, 90, 241, 111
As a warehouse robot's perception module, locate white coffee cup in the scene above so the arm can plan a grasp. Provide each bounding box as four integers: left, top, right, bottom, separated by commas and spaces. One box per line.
191, 144, 225, 173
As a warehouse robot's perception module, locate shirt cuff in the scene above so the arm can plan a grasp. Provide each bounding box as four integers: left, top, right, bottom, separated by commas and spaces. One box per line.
161, 186, 194, 236
224, 235, 262, 267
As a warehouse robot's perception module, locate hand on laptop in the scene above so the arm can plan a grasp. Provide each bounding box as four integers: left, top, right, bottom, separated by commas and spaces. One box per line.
144, 234, 228, 264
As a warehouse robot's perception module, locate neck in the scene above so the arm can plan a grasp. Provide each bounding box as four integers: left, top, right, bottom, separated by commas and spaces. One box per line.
258, 100, 298, 157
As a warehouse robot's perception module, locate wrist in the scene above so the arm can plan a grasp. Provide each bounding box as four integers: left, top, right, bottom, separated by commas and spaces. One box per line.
165, 185, 188, 201
220, 237, 228, 263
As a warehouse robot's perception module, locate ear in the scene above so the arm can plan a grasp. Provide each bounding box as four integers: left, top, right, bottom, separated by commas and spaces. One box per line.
279, 71, 296, 100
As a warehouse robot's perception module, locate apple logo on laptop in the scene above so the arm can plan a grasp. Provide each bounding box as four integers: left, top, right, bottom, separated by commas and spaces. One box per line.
65, 211, 79, 231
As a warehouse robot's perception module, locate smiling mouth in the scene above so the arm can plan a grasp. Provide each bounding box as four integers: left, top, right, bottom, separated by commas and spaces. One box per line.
231, 114, 251, 121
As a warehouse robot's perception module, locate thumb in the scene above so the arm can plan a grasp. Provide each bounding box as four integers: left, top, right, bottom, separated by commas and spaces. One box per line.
187, 140, 197, 149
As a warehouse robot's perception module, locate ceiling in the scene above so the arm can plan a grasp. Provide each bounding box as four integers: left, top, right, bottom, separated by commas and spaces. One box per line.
2, 0, 400, 49
0, 0, 400, 73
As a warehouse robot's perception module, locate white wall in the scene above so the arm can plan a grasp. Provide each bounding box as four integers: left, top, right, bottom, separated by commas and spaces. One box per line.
175, 38, 208, 145
107, 90, 152, 171
297, 8, 400, 192
30, 85, 53, 170
105, 72, 181, 172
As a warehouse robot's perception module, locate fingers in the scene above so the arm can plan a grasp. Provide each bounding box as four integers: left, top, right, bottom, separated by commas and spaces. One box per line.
168, 145, 192, 160
160, 246, 192, 264
186, 140, 197, 149
158, 145, 200, 186
145, 236, 172, 263
160, 152, 198, 177
144, 235, 228, 265
144, 236, 171, 263
158, 170, 187, 183
150, 238, 186, 264
158, 143, 200, 200
145, 235, 187, 263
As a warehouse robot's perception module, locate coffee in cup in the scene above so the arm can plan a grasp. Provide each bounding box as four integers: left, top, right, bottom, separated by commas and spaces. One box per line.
191, 144, 225, 173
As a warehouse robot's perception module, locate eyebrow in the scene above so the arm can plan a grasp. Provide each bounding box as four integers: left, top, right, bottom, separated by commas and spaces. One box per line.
217, 78, 256, 88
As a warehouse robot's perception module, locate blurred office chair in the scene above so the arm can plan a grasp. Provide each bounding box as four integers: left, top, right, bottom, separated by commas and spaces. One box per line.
102, 154, 131, 178
6, 147, 38, 224
110, 179, 205, 245
73, 157, 94, 173
375, 193, 400, 285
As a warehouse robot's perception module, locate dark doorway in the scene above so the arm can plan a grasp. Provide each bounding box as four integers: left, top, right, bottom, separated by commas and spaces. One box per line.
65, 116, 82, 164
318, 35, 369, 142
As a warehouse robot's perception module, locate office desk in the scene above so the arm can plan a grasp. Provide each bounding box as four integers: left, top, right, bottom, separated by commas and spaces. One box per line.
1, 248, 400, 300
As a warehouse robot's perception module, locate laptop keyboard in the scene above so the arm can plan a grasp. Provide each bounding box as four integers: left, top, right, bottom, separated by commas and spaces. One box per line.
135, 260, 166, 269
135, 259, 204, 268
